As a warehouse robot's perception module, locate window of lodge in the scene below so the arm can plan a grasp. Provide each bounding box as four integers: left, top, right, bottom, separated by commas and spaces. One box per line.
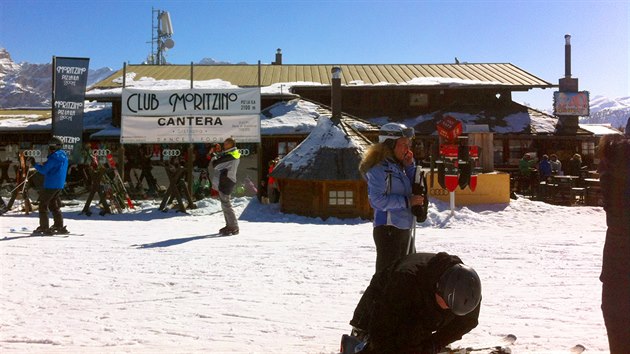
329, 190, 354, 206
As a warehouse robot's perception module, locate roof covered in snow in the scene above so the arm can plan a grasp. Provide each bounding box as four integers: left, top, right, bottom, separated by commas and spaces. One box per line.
90, 63, 554, 95
579, 123, 623, 136
270, 116, 372, 181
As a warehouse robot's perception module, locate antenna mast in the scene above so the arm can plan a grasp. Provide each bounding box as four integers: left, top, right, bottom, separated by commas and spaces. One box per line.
148, 7, 174, 65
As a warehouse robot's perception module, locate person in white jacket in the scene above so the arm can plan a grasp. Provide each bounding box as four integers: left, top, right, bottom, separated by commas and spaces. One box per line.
210, 138, 241, 236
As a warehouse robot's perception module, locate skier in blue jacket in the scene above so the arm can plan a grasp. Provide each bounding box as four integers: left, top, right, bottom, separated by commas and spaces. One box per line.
359, 123, 424, 273
33, 137, 69, 235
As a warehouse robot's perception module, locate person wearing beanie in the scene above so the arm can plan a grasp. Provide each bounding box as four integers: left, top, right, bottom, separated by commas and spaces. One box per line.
210, 137, 241, 236
33, 136, 69, 235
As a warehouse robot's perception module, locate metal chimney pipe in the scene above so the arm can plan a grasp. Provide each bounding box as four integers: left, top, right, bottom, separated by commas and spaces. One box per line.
564, 34, 571, 78
331, 66, 342, 124
273, 48, 282, 65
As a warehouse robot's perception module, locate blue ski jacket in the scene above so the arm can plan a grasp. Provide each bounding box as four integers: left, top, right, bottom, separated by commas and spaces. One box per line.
34, 149, 68, 189
365, 158, 415, 229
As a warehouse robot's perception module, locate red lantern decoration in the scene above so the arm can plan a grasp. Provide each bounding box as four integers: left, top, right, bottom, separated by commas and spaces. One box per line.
437, 115, 463, 143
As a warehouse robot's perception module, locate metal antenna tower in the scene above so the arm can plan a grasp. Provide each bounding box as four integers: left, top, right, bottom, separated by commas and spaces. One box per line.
148, 7, 174, 65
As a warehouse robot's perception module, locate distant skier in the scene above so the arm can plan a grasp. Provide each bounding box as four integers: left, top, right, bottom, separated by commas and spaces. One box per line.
210, 138, 241, 236
32, 137, 69, 235
348, 252, 481, 354
598, 120, 630, 354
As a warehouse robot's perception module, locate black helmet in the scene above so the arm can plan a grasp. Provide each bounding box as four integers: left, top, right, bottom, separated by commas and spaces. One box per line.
436, 263, 481, 316
49, 137, 63, 150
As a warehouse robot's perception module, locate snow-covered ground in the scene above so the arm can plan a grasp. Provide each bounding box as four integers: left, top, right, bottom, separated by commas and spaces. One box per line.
0, 196, 609, 353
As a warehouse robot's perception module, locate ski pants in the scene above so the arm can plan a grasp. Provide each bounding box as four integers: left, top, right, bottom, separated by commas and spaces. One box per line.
602, 279, 630, 353
219, 191, 238, 229
39, 188, 63, 229
373, 225, 412, 274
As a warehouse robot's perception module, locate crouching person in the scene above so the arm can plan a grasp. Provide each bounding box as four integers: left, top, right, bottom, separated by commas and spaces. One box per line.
348, 252, 481, 354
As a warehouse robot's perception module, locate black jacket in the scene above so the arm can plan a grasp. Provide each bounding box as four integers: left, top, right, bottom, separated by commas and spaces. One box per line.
599, 139, 630, 283
358, 252, 480, 354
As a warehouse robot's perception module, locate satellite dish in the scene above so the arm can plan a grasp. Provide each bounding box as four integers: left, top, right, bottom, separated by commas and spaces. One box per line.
163, 38, 175, 49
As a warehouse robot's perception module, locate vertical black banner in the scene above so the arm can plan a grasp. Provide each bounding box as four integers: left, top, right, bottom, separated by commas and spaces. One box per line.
52, 56, 90, 164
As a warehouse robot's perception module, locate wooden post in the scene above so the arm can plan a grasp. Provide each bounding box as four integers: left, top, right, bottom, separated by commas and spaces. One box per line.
187, 144, 193, 198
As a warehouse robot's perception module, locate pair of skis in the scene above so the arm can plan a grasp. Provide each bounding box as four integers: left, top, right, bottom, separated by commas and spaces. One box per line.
340, 333, 586, 354
440, 334, 516, 354
6, 227, 84, 237
341, 334, 516, 354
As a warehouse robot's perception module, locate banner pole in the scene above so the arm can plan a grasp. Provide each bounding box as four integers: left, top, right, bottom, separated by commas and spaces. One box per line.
51, 56, 56, 136
187, 61, 194, 196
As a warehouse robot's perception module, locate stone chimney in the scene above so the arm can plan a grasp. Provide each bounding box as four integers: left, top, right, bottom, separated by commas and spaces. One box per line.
331, 66, 342, 124
272, 48, 282, 65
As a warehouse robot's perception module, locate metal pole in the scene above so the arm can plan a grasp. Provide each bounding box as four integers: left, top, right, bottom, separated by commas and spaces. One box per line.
257, 60, 263, 186
188, 61, 194, 196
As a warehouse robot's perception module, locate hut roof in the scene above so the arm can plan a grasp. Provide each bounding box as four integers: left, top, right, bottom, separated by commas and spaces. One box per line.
270, 115, 372, 181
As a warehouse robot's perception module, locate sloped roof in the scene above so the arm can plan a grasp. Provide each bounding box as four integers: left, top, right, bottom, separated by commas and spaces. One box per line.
261, 98, 380, 136
579, 124, 623, 136
90, 63, 553, 91
270, 116, 372, 181
401, 102, 561, 136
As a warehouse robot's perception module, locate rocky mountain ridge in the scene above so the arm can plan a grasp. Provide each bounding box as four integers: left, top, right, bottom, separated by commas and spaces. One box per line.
0, 48, 113, 108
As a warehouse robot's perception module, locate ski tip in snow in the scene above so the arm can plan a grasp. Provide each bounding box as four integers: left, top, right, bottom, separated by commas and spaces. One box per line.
570, 344, 586, 353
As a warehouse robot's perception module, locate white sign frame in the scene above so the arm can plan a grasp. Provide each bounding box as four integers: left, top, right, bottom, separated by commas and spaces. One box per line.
121, 88, 261, 143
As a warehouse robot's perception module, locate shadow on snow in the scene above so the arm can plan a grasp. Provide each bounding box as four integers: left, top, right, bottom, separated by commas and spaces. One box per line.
132, 233, 230, 249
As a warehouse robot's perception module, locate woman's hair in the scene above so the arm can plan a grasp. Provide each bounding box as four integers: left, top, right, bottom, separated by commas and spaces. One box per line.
359, 142, 394, 176
572, 153, 582, 162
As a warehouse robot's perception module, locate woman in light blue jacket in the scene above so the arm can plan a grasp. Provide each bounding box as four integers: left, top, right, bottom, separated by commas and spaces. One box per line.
359, 123, 424, 273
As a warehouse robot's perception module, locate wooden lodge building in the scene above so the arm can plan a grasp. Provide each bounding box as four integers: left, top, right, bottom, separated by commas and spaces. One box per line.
5, 49, 619, 171
1, 49, 623, 217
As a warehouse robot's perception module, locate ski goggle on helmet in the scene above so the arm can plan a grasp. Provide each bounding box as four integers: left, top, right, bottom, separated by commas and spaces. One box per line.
378, 123, 414, 143
436, 263, 482, 316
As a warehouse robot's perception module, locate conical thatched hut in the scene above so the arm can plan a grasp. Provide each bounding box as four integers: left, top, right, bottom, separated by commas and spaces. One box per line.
270, 115, 373, 219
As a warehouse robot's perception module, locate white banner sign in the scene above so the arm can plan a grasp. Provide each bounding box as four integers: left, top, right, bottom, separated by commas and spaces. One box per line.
121, 114, 261, 143
121, 88, 261, 143
122, 88, 260, 116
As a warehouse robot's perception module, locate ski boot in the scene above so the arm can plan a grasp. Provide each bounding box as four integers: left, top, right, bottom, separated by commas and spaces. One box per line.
50, 225, 70, 235
32, 226, 52, 235
219, 226, 239, 236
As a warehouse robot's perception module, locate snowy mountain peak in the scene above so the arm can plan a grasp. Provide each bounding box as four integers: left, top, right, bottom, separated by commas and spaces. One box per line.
581, 96, 630, 130
0, 48, 113, 108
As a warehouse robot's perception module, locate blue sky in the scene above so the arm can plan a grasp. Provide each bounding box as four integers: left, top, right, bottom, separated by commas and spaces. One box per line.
1, 0, 628, 110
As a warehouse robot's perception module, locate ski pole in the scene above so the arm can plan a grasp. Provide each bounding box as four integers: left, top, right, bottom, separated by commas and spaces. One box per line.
406, 215, 416, 255
8, 169, 36, 195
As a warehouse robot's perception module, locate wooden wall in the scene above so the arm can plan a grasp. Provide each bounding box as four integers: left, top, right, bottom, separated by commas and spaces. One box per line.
292, 87, 512, 119
277, 179, 371, 220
